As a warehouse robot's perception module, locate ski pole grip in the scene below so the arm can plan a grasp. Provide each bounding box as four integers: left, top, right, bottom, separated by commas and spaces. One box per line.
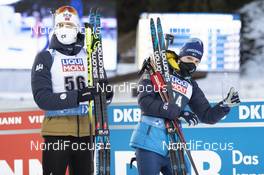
138, 58, 150, 76
84, 22, 89, 28
165, 34, 174, 43
84, 22, 93, 29
165, 34, 174, 49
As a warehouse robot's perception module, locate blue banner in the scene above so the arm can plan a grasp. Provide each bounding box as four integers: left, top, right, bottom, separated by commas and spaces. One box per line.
107, 101, 264, 175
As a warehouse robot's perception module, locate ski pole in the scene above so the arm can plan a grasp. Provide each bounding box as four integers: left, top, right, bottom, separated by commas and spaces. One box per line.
165, 32, 187, 175
84, 21, 95, 174
172, 120, 199, 175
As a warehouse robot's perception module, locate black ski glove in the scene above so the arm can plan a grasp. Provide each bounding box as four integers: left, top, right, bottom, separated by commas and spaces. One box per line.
105, 90, 114, 104
179, 111, 199, 126
77, 86, 99, 103
77, 83, 114, 104
98, 81, 114, 104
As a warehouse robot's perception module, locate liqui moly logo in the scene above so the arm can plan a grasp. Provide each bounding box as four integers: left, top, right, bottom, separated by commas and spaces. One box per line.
171, 76, 188, 94
61, 58, 85, 72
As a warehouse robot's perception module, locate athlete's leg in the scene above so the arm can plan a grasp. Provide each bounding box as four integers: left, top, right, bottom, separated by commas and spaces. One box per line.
160, 155, 173, 175
68, 136, 94, 175
136, 148, 165, 175
42, 136, 70, 175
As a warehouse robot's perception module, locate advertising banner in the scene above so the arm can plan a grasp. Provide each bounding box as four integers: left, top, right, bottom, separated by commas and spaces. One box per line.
0, 101, 263, 175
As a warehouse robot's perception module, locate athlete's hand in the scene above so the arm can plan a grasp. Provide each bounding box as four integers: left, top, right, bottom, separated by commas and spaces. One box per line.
178, 111, 199, 126
105, 89, 114, 104
221, 87, 240, 108
77, 86, 99, 103
99, 82, 114, 104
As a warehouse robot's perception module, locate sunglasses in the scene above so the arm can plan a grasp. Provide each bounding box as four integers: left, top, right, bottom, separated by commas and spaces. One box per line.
55, 6, 77, 15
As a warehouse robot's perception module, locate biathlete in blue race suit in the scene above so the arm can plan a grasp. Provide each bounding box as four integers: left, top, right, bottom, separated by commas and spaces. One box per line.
130, 38, 240, 175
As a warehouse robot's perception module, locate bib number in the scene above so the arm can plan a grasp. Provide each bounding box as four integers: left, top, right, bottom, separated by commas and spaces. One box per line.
64, 76, 85, 91
173, 92, 182, 108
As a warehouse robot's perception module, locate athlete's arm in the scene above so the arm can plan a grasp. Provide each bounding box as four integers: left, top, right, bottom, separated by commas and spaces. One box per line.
138, 75, 181, 120
189, 80, 230, 124
31, 51, 79, 110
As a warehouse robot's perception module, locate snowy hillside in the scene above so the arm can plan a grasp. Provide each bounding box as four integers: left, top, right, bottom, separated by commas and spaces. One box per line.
184, 0, 264, 101
239, 0, 264, 99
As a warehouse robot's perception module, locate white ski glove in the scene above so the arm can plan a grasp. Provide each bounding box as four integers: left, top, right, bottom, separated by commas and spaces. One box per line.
221, 87, 240, 107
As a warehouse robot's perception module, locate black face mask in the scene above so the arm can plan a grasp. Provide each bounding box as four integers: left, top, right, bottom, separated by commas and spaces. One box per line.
179, 62, 196, 79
